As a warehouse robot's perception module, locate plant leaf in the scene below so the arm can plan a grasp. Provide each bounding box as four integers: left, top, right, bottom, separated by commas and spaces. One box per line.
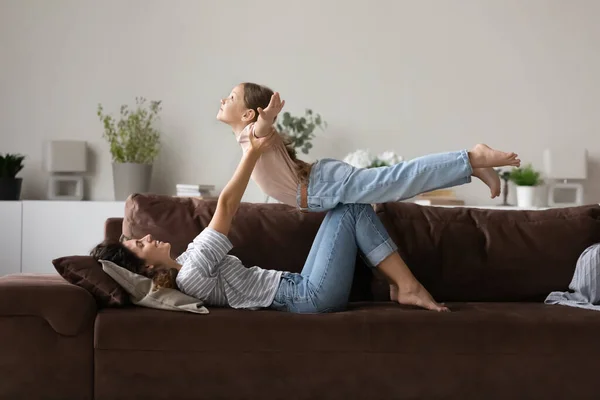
98, 98, 162, 163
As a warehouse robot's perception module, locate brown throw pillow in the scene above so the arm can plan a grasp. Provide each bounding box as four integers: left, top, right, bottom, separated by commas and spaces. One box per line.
52, 255, 131, 307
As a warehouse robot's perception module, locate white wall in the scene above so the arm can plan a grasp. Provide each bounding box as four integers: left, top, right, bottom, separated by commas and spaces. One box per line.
1, 0, 599, 205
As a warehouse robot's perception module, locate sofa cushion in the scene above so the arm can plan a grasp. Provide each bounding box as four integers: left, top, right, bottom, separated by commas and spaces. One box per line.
374, 203, 600, 302
100, 260, 208, 314
123, 194, 375, 301
94, 306, 367, 352
52, 255, 130, 307
122, 194, 204, 257
93, 302, 600, 400
122, 194, 327, 272
94, 302, 600, 355
362, 302, 600, 355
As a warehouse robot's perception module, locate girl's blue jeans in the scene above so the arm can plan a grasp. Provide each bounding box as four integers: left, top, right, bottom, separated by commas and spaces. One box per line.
297, 150, 472, 211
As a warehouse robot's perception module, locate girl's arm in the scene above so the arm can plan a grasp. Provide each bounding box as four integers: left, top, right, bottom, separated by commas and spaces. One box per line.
253, 92, 285, 138
208, 132, 274, 236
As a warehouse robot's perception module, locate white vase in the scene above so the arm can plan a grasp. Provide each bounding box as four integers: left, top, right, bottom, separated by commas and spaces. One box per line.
516, 186, 537, 208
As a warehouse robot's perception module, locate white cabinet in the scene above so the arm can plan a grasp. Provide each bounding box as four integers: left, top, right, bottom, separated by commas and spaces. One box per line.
19, 201, 125, 274
0, 201, 23, 276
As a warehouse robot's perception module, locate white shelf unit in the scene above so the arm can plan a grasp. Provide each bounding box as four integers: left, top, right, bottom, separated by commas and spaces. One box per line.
0, 201, 125, 275
0, 201, 23, 276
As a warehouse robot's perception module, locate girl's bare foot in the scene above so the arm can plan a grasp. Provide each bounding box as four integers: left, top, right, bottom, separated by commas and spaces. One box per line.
472, 167, 501, 198
468, 144, 521, 168
390, 284, 449, 312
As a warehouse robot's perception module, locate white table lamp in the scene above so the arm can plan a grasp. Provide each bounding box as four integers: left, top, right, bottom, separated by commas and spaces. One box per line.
543, 147, 587, 207
44, 140, 87, 200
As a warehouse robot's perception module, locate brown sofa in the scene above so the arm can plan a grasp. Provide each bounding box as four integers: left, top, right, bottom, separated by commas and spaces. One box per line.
2, 194, 600, 400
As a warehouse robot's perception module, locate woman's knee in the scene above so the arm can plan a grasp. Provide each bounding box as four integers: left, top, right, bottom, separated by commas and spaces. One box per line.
578, 243, 600, 268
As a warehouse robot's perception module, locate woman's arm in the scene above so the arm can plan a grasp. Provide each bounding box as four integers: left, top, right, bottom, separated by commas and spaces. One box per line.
175, 133, 273, 297
208, 132, 274, 236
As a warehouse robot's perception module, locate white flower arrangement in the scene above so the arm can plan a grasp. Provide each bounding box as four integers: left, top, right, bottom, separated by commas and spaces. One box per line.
343, 149, 403, 169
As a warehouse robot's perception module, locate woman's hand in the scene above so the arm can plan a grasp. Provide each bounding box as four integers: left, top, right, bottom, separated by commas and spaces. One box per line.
248, 127, 277, 155
209, 128, 276, 237
254, 92, 285, 137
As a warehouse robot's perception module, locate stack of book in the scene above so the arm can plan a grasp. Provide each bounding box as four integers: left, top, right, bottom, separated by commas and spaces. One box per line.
412, 189, 465, 206
176, 184, 216, 199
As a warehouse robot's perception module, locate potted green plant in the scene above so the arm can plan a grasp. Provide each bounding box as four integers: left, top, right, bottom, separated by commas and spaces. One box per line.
97, 97, 162, 200
0, 153, 25, 200
508, 164, 543, 207
275, 109, 327, 155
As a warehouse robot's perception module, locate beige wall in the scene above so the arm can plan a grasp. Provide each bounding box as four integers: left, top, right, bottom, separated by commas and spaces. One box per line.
1, 0, 599, 205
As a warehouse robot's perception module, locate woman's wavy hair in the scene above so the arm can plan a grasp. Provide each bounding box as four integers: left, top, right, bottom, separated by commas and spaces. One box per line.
90, 238, 178, 291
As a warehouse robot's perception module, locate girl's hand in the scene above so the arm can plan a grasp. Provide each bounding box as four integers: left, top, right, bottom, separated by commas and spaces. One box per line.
257, 92, 285, 124
248, 127, 276, 155
254, 92, 285, 138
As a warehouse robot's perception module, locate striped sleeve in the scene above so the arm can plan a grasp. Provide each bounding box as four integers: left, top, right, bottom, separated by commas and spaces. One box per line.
190, 228, 233, 268
176, 228, 233, 300
188, 227, 233, 276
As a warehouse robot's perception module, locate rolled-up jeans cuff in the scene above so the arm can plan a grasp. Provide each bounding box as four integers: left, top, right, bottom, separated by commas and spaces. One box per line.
459, 149, 474, 175
365, 238, 398, 267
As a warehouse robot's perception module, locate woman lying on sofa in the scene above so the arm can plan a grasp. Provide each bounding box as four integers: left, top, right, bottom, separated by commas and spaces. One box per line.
92, 131, 448, 313
91, 130, 449, 314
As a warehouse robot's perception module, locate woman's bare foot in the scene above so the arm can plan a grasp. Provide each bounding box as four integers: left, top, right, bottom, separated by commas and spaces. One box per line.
468, 144, 521, 168
390, 284, 449, 312
472, 168, 501, 198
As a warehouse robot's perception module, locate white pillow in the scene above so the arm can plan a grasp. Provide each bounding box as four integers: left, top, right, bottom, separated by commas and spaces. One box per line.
100, 260, 209, 314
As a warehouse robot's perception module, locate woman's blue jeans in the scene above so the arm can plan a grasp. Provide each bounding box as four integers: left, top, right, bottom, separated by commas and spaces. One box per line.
270, 203, 397, 313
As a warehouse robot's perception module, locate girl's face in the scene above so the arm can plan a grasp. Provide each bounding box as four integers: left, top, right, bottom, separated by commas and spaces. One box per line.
216, 84, 254, 126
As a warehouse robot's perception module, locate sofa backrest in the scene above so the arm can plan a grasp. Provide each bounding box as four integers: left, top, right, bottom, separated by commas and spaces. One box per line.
374, 203, 600, 302
122, 194, 375, 301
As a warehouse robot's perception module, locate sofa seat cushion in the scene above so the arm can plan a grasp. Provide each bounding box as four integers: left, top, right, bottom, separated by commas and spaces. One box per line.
94, 306, 368, 352
362, 302, 600, 355
95, 302, 600, 355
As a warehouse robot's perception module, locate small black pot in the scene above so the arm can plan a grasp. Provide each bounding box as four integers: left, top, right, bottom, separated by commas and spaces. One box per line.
0, 178, 23, 200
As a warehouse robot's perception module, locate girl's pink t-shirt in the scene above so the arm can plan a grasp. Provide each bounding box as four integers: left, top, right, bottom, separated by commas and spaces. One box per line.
235, 123, 299, 207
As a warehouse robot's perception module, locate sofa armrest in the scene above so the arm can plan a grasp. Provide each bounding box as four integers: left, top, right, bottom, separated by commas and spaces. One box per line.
0, 274, 97, 336
0, 274, 95, 399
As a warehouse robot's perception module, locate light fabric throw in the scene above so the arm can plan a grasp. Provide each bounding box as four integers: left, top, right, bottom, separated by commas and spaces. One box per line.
545, 243, 600, 311
100, 260, 209, 314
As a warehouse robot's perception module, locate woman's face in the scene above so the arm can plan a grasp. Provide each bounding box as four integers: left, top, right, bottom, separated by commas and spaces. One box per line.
123, 234, 172, 269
